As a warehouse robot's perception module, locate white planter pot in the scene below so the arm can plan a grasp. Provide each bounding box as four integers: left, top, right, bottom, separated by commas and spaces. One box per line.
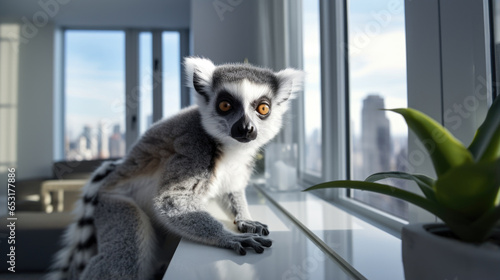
402, 223, 500, 280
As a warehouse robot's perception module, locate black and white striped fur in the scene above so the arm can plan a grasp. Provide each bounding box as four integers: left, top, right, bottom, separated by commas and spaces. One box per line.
46, 161, 118, 279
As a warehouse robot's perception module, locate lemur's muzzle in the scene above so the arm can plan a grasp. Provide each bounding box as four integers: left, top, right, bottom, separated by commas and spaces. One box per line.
231, 115, 257, 143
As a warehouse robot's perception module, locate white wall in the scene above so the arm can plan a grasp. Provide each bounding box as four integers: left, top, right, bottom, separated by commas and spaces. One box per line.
17, 22, 56, 180
0, 0, 190, 29
190, 0, 261, 65
0, 19, 56, 180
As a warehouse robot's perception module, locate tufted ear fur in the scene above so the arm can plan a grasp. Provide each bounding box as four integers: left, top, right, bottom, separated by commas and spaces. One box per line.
184, 57, 216, 104
275, 68, 306, 105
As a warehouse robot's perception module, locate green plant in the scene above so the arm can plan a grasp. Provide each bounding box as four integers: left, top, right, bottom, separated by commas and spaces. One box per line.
305, 97, 500, 243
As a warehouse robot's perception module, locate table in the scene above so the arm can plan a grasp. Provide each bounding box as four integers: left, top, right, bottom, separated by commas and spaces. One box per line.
40, 179, 87, 213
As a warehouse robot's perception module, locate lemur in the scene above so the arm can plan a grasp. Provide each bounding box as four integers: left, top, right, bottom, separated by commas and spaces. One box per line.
47, 57, 304, 280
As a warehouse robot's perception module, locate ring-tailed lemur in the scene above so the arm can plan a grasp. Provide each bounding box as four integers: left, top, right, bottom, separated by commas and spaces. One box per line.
47, 57, 304, 280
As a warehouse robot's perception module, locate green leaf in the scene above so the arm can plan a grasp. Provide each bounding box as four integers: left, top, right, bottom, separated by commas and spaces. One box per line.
365, 171, 436, 201
434, 159, 500, 221
450, 205, 500, 243
468, 97, 500, 161
388, 108, 473, 176
472, 205, 500, 239
478, 126, 500, 163
305, 180, 453, 222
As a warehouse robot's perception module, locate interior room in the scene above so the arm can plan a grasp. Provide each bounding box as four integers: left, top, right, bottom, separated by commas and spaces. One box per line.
0, 0, 499, 279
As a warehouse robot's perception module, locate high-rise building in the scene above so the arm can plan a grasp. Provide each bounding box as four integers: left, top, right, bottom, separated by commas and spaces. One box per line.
113, 124, 121, 135
109, 124, 125, 158
77, 136, 87, 155
82, 125, 92, 150
353, 94, 402, 216
147, 114, 153, 130
361, 95, 392, 178
305, 128, 322, 175
90, 133, 98, 158
98, 122, 110, 158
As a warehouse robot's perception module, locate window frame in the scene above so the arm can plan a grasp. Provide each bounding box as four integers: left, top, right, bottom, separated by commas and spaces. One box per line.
297, 0, 495, 233
403, 0, 493, 224
57, 27, 189, 161
297, 0, 325, 184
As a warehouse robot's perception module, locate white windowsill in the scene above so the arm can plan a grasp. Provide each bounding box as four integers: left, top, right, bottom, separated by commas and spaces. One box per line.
256, 185, 405, 280
164, 185, 404, 280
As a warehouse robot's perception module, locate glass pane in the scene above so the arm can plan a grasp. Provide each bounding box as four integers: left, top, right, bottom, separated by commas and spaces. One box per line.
64, 30, 125, 160
347, 0, 409, 219
139, 32, 153, 135
303, 0, 322, 177
162, 32, 181, 118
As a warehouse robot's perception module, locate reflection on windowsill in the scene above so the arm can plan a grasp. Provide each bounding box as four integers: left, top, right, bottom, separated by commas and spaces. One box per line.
257, 184, 405, 280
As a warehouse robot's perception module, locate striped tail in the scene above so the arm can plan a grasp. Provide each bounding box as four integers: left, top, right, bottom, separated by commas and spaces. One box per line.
46, 161, 119, 280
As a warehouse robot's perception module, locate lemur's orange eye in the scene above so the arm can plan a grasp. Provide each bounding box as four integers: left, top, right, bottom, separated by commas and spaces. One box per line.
219, 101, 232, 112
257, 103, 270, 115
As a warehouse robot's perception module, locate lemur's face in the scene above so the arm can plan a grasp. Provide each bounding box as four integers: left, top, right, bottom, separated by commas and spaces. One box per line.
212, 80, 272, 143
185, 57, 304, 147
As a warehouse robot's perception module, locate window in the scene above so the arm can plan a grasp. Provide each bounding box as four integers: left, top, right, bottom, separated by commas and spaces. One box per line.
346, 0, 410, 220
63, 29, 186, 160
64, 30, 126, 160
162, 32, 181, 119
302, 0, 322, 179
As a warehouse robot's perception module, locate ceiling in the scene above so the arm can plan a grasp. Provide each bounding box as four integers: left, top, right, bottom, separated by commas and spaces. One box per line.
0, 0, 190, 29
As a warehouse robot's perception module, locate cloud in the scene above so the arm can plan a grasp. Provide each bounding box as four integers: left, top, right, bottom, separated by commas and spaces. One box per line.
66, 79, 124, 103
350, 30, 407, 80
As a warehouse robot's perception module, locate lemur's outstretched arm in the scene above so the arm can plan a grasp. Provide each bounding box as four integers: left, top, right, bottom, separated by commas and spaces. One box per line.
154, 195, 271, 255
225, 191, 270, 236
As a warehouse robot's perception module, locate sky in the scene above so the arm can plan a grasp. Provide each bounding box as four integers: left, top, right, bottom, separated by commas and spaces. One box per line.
302, 0, 408, 139
65, 30, 125, 141
302, 0, 322, 139
65, 30, 181, 143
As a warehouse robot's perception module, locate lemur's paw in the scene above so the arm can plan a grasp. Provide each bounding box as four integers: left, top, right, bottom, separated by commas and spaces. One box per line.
235, 220, 269, 236
226, 234, 272, 255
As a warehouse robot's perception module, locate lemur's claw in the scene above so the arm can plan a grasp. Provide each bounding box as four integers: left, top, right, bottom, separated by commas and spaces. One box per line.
254, 237, 272, 247
235, 220, 269, 236
234, 243, 247, 255
226, 233, 272, 255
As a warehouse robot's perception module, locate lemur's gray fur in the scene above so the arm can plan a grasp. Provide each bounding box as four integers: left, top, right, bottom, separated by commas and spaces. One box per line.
47, 57, 304, 280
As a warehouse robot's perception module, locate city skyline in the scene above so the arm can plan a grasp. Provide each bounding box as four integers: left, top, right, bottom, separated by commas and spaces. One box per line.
65, 122, 126, 161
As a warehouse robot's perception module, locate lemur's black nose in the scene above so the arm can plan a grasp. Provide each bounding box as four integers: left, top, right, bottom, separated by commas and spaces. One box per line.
231, 115, 257, 142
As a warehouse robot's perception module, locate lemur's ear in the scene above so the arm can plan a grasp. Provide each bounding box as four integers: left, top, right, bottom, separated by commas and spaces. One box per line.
275, 68, 306, 105
184, 57, 216, 103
